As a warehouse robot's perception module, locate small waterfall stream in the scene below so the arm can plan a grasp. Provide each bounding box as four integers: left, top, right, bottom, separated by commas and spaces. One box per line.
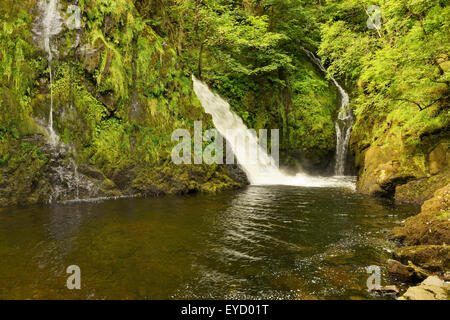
33, 0, 63, 145
32, 1, 94, 203
300, 47, 354, 176
192, 76, 355, 189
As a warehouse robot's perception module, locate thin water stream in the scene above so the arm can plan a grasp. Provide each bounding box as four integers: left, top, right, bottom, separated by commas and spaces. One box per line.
33, 0, 63, 145
300, 47, 355, 175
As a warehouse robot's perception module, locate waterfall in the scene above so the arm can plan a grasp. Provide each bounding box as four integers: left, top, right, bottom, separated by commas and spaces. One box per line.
300, 47, 354, 176
70, 158, 80, 200
192, 76, 355, 189
33, 0, 63, 145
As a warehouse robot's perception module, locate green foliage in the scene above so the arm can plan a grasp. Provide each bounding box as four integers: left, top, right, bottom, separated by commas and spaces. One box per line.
317, 0, 449, 175
0, 5, 45, 136
2, 0, 447, 205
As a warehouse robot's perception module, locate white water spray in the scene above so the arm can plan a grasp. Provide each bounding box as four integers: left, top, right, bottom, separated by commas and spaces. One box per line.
192, 76, 355, 189
33, 0, 63, 145
300, 47, 354, 176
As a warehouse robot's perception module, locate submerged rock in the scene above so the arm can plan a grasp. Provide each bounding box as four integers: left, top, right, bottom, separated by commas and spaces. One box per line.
369, 285, 399, 298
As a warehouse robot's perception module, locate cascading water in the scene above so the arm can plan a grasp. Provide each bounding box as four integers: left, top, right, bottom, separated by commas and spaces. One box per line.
69, 158, 80, 200
192, 76, 355, 189
33, 0, 63, 145
32, 1, 95, 203
300, 47, 354, 176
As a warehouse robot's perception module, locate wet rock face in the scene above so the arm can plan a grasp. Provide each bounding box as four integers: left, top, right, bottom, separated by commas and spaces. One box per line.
0, 134, 245, 207
355, 143, 415, 198
0, 135, 123, 207
388, 184, 450, 298
41, 144, 123, 203
226, 164, 250, 186
354, 138, 449, 203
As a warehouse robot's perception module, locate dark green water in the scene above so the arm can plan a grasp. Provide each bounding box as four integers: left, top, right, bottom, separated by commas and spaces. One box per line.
0, 186, 419, 300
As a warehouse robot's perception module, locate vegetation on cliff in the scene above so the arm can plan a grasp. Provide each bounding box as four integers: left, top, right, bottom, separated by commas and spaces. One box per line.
313, 0, 449, 200
0, 0, 449, 206
0, 0, 340, 206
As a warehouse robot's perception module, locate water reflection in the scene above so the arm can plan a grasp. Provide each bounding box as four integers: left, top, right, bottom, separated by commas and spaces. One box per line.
0, 187, 418, 299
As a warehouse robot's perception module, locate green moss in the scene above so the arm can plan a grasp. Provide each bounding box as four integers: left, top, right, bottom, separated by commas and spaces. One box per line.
436, 211, 450, 221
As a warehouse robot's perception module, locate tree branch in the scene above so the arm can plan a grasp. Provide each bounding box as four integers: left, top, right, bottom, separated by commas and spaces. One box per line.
394, 95, 448, 111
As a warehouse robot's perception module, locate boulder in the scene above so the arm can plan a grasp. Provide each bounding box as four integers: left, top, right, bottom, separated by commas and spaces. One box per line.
399, 276, 449, 300
393, 245, 450, 273
395, 171, 449, 204
355, 139, 419, 198
388, 259, 416, 281
391, 184, 450, 246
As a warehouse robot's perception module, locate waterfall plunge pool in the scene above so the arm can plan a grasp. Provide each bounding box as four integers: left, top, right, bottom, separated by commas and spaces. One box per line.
0, 185, 419, 299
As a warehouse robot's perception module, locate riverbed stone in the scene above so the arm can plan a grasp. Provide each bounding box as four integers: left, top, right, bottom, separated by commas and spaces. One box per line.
369, 285, 399, 297
388, 259, 416, 281
399, 276, 450, 300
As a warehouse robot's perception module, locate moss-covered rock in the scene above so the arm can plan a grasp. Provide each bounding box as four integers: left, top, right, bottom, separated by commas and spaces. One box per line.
395, 171, 449, 204
389, 184, 449, 290
0, 134, 127, 207
394, 245, 450, 273
350, 85, 449, 202
391, 184, 450, 246
353, 129, 449, 201
132, 162, 242, 197
0, 0, 248, 207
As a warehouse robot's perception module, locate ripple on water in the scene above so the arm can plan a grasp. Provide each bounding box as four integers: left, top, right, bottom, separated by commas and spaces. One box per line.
0, 185, 419, 299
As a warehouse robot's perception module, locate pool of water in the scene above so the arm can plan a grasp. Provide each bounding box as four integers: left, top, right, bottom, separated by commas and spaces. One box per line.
0, 185, 419, 299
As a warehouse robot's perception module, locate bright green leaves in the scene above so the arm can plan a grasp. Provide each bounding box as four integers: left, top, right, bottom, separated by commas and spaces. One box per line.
317, 0, 449, 166
319, 21, 371, 81
0, 7, 45, 137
